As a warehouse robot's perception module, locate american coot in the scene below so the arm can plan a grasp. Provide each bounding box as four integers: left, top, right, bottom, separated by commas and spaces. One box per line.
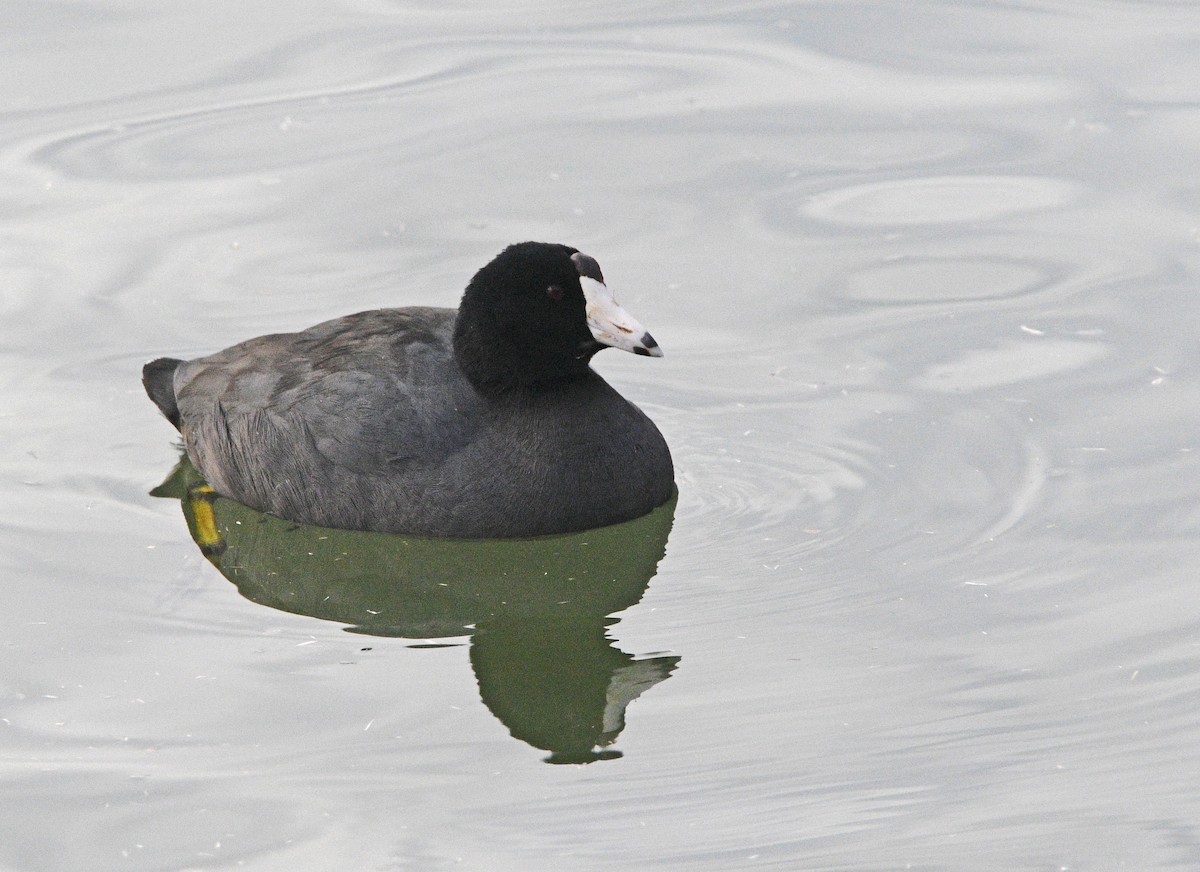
143, 242, 674, 538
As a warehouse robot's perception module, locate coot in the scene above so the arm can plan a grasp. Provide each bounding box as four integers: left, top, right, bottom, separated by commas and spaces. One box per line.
143, 242, 674, 537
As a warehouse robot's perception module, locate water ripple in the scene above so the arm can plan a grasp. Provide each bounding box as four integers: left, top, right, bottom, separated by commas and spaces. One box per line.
803, 175, 1081, 227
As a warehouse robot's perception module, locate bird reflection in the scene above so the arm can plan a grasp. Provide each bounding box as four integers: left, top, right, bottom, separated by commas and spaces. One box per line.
151, 456, 679, 763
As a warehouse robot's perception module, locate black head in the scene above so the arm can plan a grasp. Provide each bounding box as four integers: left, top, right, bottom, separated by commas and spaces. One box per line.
453, 242, 660, 392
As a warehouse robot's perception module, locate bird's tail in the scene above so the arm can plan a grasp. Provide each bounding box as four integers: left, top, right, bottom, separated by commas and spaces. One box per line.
142, 357, 184, 430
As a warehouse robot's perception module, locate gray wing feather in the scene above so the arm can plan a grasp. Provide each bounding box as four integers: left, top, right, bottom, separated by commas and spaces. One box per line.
173, 308, 480, 527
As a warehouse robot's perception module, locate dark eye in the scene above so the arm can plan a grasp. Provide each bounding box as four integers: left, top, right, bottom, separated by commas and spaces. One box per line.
546, 284, 564, 301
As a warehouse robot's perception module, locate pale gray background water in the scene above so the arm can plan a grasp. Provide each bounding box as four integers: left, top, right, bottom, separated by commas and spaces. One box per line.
4, 1, 1200, 869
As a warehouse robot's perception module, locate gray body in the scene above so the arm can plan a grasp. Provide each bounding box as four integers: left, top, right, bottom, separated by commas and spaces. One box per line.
165, 307, 673, 537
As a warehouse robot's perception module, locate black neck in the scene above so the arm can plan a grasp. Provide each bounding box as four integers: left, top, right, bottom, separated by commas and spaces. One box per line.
452, 310, 598, 394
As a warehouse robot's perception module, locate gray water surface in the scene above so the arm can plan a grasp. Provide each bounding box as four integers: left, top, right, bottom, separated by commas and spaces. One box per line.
4, 2, 1200, 870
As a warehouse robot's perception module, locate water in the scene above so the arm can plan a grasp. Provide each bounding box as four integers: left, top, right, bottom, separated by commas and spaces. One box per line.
4, 1, 1200, 869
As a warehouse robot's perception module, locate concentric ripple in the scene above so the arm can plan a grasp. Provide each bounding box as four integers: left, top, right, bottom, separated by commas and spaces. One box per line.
643, 333, 1074, 588
672, 410, 875, 559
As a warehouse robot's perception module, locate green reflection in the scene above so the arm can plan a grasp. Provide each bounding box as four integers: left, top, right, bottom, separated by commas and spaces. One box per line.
152, 456, 679, 763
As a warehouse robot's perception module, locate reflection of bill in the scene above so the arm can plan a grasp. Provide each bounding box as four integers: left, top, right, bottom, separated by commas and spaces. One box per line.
153, 456, 680, 764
